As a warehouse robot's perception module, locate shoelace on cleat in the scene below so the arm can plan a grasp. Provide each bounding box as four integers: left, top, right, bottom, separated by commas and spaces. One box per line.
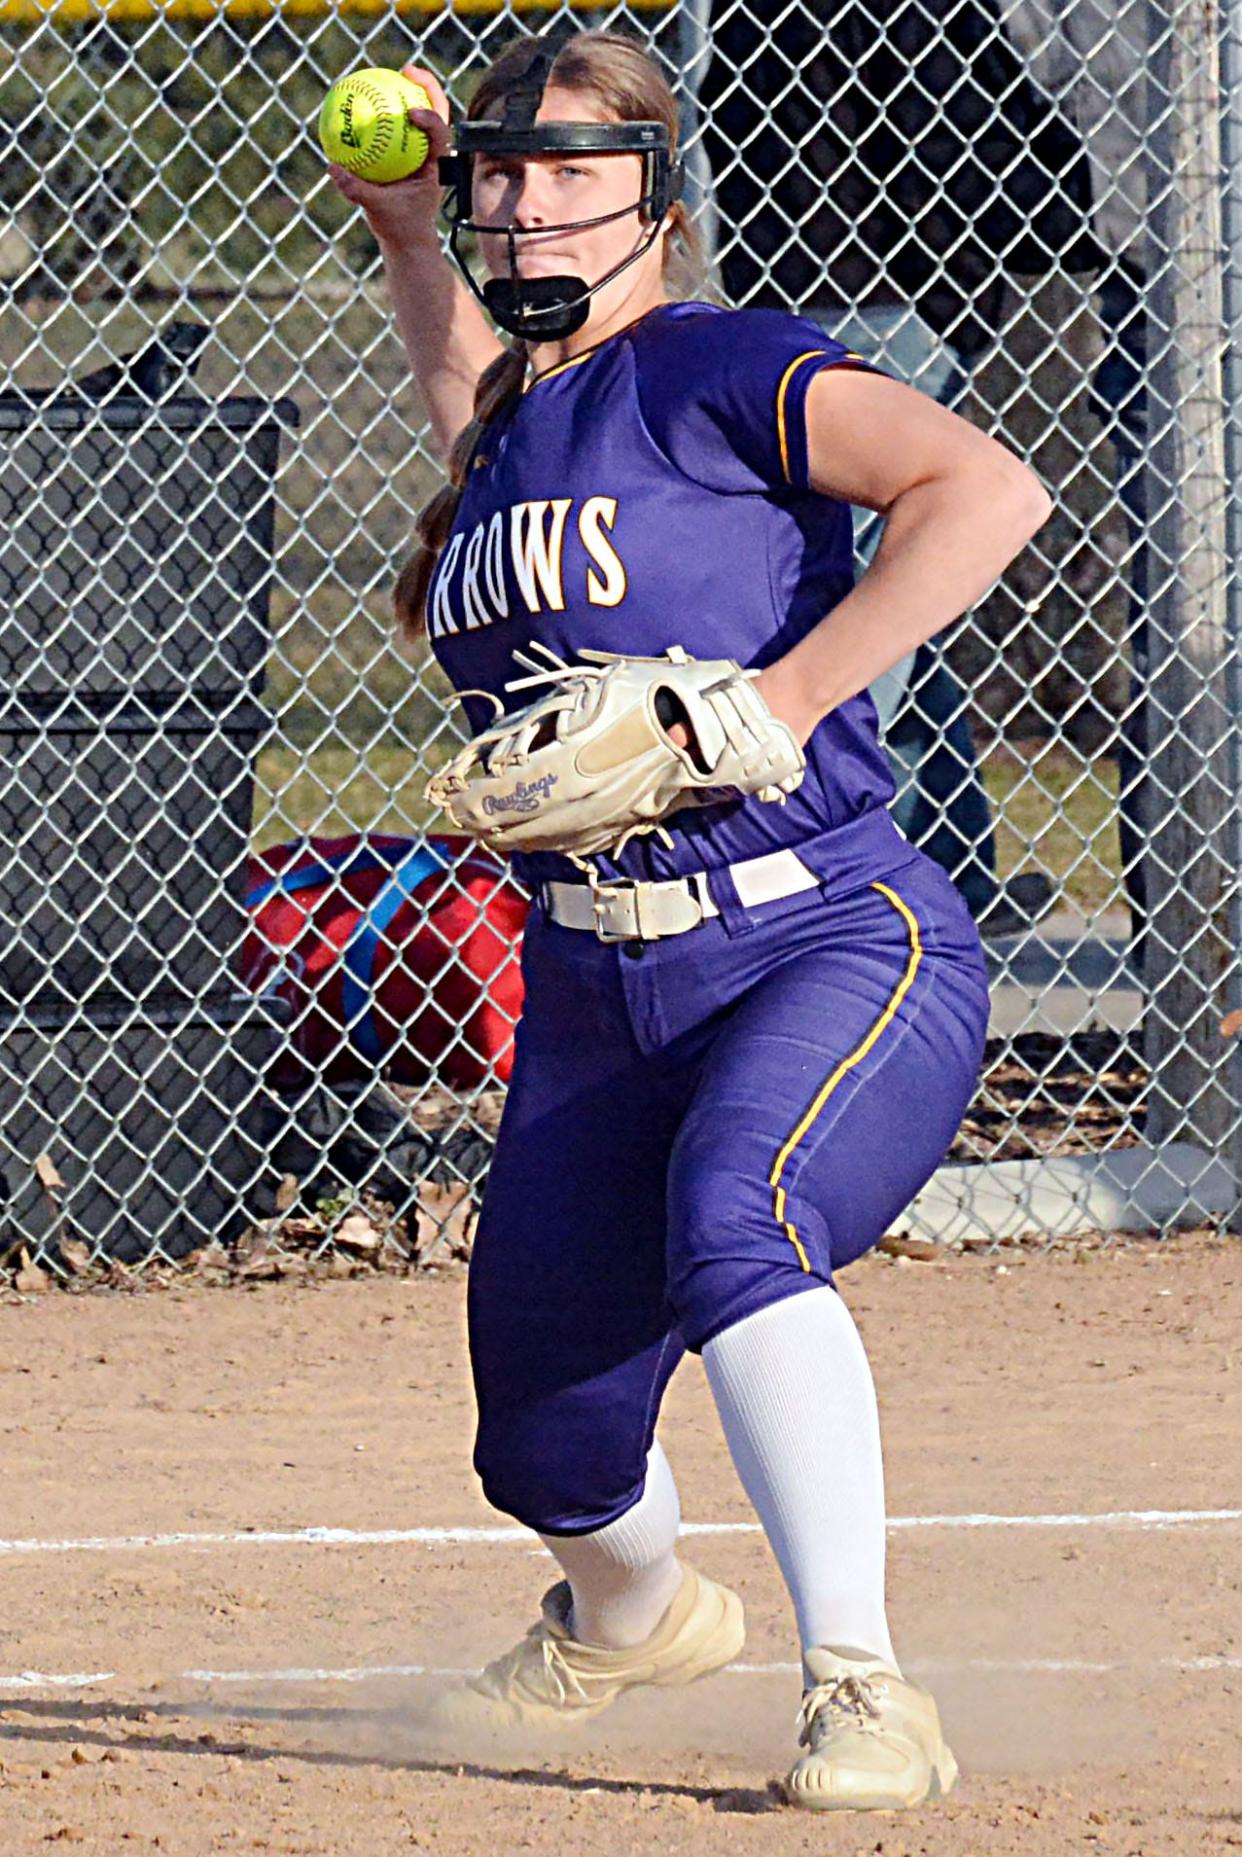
797, 1673, 884, 1749
535, 1629, 595, 1707
479, 1618, 593, 1709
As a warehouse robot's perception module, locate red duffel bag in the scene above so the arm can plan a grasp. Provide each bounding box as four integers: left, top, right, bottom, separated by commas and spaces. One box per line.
239, 832, 528, 1089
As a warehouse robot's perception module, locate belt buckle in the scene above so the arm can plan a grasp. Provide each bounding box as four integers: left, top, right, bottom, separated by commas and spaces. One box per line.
587, 873, 708, 943
586, 874, 642, 944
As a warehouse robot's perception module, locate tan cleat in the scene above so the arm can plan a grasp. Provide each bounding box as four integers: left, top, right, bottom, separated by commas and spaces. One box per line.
425, 1562, 744, 1736
784, 1646, 959, 1811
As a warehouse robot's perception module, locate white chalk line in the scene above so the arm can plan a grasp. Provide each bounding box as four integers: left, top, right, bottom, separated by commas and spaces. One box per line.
0, 1508, 1239, 1560
4, 1653, 1241, 1695
180, 1654, 1242, 1683
6, 1511, 1237, 1699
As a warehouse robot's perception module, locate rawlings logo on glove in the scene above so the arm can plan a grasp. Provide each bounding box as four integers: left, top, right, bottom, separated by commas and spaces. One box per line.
425, 643, 807, 860
483, 773, 560, 816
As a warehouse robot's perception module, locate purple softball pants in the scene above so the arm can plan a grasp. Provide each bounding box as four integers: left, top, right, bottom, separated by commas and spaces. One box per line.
466, 847, 990, 1535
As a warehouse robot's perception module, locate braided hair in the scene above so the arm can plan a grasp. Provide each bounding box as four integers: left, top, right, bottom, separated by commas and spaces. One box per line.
393, 340, 529, 643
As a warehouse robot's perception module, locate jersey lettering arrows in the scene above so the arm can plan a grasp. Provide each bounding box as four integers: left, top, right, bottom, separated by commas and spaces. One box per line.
429, 495, 626, 636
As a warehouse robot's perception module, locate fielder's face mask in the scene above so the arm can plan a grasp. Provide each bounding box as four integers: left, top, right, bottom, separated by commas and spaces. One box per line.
437, 46, 684, 342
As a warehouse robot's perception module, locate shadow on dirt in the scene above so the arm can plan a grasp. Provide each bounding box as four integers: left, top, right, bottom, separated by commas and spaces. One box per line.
0, 1697, 783, 1815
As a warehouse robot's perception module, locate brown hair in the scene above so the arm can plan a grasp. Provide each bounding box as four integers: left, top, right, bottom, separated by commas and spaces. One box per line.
393, 30, 706, 645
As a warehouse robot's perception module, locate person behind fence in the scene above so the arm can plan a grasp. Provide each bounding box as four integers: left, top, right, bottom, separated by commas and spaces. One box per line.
328, 27, 1050, 1812
701, 0, 1104, 939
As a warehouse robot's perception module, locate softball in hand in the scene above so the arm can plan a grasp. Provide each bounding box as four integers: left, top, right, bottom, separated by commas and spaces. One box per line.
318, 69, 432, 183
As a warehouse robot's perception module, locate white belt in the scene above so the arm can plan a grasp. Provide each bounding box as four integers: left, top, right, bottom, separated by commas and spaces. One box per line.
540, 848, 821, 944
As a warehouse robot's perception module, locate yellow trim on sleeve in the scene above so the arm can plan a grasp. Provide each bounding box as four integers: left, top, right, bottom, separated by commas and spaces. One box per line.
775, 350, 829, 484
768, 881, 924, 1271
776, 349, 877, 483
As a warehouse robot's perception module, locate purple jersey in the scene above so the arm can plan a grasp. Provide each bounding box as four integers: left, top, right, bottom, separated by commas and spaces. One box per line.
428, 300, 905, 887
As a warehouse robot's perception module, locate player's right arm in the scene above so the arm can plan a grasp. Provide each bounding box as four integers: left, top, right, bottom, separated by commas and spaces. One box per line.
326, 63, 504, 461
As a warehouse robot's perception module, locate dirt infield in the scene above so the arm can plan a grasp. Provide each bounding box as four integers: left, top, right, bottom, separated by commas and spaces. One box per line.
0, 1235, 1238, 1856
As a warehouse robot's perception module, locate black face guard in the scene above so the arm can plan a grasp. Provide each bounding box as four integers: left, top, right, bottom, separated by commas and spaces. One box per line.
437, 46, 684, 341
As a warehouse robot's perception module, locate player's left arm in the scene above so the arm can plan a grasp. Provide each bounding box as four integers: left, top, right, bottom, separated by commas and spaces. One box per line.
753, 367, 1053, 743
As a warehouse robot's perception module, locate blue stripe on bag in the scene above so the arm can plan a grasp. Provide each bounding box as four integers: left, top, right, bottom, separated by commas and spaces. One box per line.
341, 843, 450, 1064
244, 841, 409, 912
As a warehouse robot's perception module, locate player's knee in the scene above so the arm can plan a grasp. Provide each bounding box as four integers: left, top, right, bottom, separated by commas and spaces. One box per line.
667, 1188, 817, 1352
473, 1411, 645, 1535
666, 1134, 831, 1351
669, 1249, 821, 1353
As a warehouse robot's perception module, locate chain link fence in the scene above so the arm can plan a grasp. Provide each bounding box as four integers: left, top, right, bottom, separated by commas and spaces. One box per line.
0, 0, 1238, 1274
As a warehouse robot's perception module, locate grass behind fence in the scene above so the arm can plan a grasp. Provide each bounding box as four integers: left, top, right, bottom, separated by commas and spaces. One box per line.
984, 741, 1122, 916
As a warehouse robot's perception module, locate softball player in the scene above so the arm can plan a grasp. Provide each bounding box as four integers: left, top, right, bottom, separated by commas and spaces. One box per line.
330, 29, 1050, 1811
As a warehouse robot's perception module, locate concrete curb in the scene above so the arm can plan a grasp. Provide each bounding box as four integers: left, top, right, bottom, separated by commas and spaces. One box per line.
893, 1143, 1240, 1245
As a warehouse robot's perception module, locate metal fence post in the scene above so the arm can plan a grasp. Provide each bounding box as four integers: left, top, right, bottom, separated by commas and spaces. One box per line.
1219, 0, 1242, 1194
1141, 0, 1237, 1162
676, 0, 719, 271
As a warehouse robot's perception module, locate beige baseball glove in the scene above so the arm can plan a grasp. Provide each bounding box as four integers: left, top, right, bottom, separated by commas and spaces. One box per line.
425, 643, 807, 859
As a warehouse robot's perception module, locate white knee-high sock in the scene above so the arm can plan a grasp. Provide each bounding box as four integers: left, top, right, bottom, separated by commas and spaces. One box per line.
702, 1284, 899, 1678
540, 1437, 684, 1649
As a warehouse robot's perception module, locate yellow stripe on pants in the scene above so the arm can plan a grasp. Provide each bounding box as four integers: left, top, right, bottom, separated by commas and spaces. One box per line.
768, 882, 924, 1271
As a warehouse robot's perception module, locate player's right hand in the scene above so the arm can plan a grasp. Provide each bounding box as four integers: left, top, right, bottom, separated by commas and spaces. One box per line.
326, 62, 452, 252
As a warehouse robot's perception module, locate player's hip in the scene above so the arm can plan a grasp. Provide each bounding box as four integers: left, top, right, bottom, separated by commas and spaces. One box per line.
518, 842, 988, 1062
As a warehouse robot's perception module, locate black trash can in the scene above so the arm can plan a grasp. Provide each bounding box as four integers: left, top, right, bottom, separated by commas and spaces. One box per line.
0, 392, 292, 698
0, 388, 298, 998
0, 689, 271, 1004
0, 988, 288, 1263
0, 357, 300, 1259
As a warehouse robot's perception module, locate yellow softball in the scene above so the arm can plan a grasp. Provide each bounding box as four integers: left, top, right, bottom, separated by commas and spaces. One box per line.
318, 68, 432, 184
